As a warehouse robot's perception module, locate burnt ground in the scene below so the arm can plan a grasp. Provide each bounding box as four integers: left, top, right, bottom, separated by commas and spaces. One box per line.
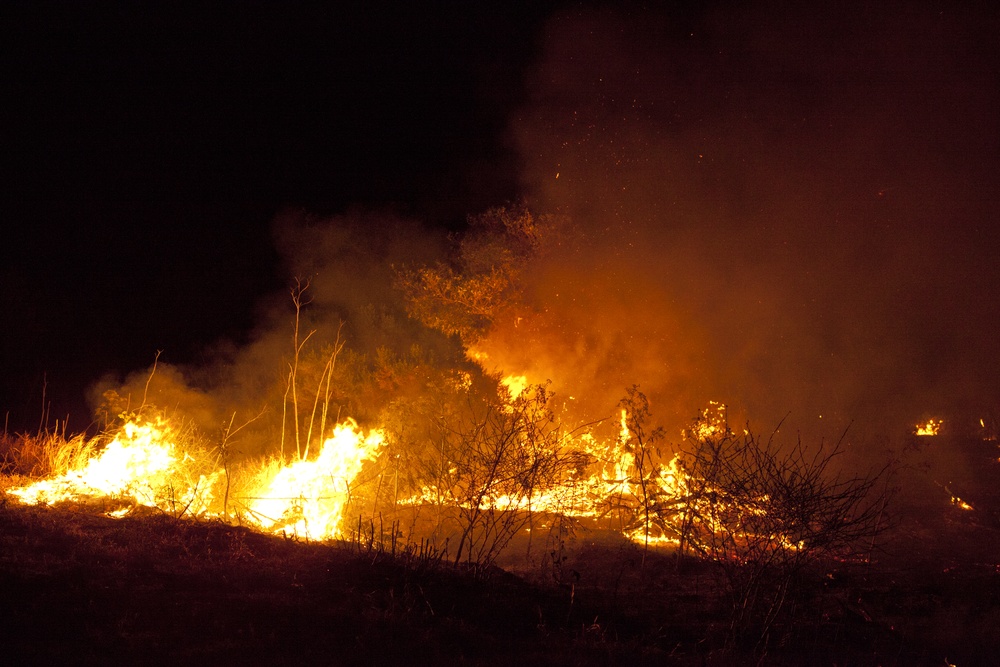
0, 494, 997, 667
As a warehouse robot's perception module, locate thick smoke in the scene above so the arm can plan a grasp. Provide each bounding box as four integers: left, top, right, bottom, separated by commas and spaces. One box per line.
87, 210, 457, 457
483, 3, 1000, 444
87, 3, 997, 459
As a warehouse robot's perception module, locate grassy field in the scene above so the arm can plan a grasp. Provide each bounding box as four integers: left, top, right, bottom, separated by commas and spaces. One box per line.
0, 494, 997, 666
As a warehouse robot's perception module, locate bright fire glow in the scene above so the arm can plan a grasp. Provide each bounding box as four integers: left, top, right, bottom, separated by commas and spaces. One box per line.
951, 495, 973, 511
7, 419, 218, 515
501, 374, 529, 399
7, 417, 386, 541
243, 420, 385, 540
915, 419, 943, 436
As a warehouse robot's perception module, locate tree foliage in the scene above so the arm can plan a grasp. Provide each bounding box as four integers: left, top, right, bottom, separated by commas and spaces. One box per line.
395, 205, 548, 343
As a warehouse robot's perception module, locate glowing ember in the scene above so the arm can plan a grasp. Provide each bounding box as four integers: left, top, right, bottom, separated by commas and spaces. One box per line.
915, 419, 943, 436
244, 419, 385, 540
687, 401, 728, 440
951, 495, 974, 511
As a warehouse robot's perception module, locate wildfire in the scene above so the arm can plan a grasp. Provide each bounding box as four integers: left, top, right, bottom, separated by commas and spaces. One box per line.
7, 419, 219, 516
394, 395, 818, 559
1, 383, 877, 566
242, 420, 386, 540
6, 417, 386, 541
501, 374, 529, 399
915, 419, 943, 436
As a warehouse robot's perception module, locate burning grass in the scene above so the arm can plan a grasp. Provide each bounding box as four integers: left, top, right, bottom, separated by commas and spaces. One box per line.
2, 413, 387, 540
4, 401, 997, 664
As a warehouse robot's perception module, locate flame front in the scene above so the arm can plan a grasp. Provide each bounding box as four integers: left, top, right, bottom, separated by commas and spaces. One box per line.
1, 387, 882, 560
7, 417, 384, 541
7, 419, 218, 514
244, 420, 385, 540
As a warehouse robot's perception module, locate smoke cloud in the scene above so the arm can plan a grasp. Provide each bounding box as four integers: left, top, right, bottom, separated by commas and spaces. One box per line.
482, 3, 999, 443
87, 210, 457, 457
86, 3, 998, 460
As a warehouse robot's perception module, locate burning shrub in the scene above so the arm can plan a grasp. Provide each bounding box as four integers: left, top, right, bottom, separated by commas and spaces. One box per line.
387, 378, 586, 570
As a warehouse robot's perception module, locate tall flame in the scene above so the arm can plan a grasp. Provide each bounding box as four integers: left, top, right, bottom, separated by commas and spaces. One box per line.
244, 420, 385, 540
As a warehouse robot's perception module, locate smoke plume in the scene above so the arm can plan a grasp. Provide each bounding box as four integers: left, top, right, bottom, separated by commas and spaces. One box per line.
482, 3, 1000, 443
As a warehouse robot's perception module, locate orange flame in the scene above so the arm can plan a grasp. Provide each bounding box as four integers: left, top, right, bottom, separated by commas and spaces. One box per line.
243, 419, 385, 540
915, 419, 942, 436
7, 419, 219, 515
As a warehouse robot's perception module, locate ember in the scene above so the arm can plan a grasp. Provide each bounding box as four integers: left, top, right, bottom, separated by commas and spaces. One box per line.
915, 419, 943, 436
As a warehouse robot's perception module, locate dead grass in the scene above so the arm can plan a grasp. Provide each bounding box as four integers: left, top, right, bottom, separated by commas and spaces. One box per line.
0, 498, 996, 666
1, 427, 998, 665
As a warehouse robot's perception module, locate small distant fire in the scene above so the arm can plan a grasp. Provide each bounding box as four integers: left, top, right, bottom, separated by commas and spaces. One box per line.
915, 419, 943, 436
951, 495, 974, 511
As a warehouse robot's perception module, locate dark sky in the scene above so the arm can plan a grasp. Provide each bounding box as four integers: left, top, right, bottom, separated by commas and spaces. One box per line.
1, 2, 558, 429
2, 1, 998, 441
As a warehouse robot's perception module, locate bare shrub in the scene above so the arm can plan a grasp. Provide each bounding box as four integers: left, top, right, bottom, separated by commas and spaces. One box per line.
673, 410, 890, 653
396, 380, 583, 571
615, 386, 668, 560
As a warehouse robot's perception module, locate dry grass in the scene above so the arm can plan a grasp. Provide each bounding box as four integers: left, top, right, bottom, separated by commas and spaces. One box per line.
2, 424, 999, 665
0, 496, 997, 666
0, 429, 91, 478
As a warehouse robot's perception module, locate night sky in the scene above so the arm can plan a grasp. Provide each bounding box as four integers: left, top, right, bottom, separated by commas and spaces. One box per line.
3, 2, 998, 440
1, 2, 555, 429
